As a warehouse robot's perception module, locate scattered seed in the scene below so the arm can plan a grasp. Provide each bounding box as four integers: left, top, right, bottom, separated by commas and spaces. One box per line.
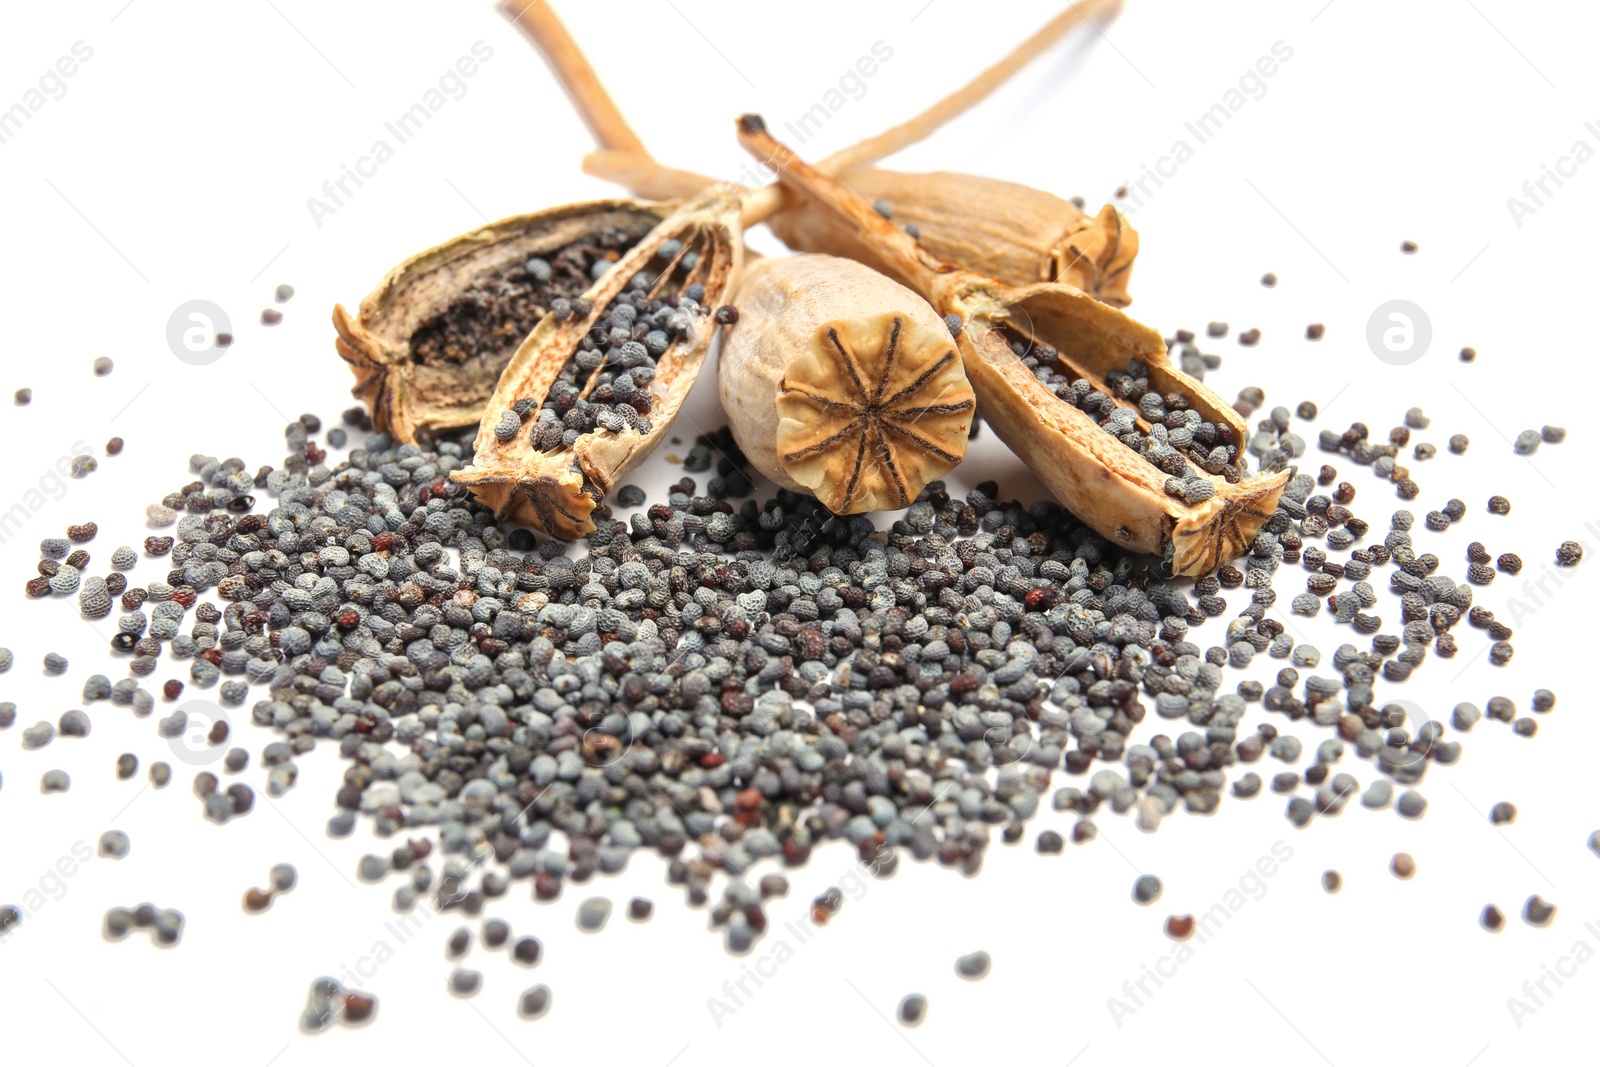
1481, 905, 1504, 932
517, 984, 552, 1020
576, 897, 612, 932
93, 356, 114, 376
1322, 870, 1342, 893
1391, 853, 1416, 879
448, 969, 482, 998
898, 993, 928, 1027
1524, 895, 1556, 927
1164, 915, 1195, 941
955, 950, 991, 979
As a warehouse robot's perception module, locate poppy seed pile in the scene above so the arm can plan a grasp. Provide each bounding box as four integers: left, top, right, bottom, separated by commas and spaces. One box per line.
2, 319, 1586, 1030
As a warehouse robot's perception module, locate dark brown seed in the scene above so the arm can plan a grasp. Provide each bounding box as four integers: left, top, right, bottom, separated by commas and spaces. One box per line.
1459, 346, 1476, 362
1487, 496, 1511, 515
1497, 553, 1522, 575
341, 991, 377, 1024
1164, 914, 1195, 940
243, 888, 274, 913
1481, 905, 1504, 932
1523, 895, 1556, 927
1490, 802, 1516, 825
67, 522, 97, 542
1322, 870, 1341, 893
106, 437, 124, 456
1391, 853, 1416, 879
261, 309, 283, 326
1238, 328, 1261, 346
1400, 240, 1418, 254
1305, 324, 1324, 341
1261, 273, 1277, 287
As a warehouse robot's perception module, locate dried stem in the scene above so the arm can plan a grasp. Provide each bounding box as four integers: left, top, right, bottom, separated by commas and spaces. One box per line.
824, 0, 1125, 174
580, 0, 1126, 192
498, 0, 647, 155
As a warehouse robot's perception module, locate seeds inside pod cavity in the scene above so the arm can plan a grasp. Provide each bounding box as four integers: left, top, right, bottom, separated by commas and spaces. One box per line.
453, 188, 742, 539
719, 254, 974, 513
735, 116, 1288, 577
334, 200, 669, 442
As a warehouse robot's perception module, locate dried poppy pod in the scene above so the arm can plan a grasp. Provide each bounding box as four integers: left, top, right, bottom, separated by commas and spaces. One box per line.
736, 117, 1288, 577
771, 170, 1135, 307
587, 156, 1137, 307
333, 199, 668, 442
721, 254, 974, 513
451, 187, 743, 539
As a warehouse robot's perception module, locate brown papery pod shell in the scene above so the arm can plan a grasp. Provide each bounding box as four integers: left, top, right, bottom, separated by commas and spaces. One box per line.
737, 116, 1287, 578
451, 187, 743, 539
332, 199, 668, 442
721, 254, 974, 513
769, 170, 1135, 306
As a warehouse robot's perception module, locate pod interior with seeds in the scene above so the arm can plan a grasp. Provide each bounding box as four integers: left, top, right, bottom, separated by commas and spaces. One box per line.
452, 188, 743, 539
333, 200, 667, 442
720, 254, 975, 513
735, 115, 1287, 577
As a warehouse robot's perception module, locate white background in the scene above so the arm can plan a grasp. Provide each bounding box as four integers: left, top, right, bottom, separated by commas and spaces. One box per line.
1, 1, 1597, 1065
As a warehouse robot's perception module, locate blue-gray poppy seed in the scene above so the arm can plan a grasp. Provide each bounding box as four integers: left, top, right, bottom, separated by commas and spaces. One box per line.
99, 830, 130, 858
576, 896, 611, 932
271, 863, 297, 893
1133, 874, 1162, 905
955, 951, 991, 979
518, 984, 552, 1019
898, 993, 927, 1027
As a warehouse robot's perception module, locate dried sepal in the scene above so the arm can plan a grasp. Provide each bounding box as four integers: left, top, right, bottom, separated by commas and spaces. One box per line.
738, 116, 1287, 577
452, 187, 743, 539
767, 169, 1138, 306
333, 200, 667, 442
721, 254, 973, 513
